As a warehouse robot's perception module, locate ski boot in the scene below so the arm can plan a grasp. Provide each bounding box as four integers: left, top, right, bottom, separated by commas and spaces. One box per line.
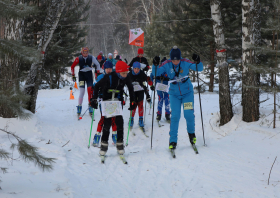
92, 132, 101, 147
165, 114, 171, 123
188, 133, 196, 145
169, 142, 177, 149
129, 117, 134, 128
77, 105, 82, 115
116, 141, 125, 155
112, 131, 117, 145
156, 114, 161, 121
89, 105, 93, 116
99, 141, 108, 156
139, 116, 144, 127
169, 142, 177, 158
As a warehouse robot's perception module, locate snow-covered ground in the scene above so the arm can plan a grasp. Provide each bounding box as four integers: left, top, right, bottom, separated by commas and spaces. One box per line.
1, 85, 280, 198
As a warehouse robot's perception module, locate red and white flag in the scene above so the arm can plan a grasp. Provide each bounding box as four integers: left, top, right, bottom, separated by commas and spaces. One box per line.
129, 28, 144, 47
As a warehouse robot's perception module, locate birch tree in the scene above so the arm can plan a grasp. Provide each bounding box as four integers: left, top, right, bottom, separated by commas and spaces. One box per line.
210, 0, 233, 125
24, 0, 65, 113
242, 0, 260, 122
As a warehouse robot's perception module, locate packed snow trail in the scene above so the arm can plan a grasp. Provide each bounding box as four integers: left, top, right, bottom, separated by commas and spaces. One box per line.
0, 86, 280, 198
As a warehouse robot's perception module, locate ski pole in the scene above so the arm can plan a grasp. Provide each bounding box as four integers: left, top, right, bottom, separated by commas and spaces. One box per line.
126, 111, 133, 146
196, 63, 206, 146
149, 92, 152, 115
144, 98, 147, 124
88, 109, 95, 149
151, 65, 158, 149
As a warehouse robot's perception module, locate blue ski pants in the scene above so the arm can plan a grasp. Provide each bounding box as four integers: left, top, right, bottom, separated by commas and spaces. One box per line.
157, 90, 170, 115
169, 92, 195, 143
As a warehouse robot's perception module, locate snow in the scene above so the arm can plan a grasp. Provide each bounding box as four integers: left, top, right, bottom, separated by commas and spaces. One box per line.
1, 79, 280, 197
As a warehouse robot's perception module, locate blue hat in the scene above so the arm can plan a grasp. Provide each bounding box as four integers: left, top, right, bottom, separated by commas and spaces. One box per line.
133, 61, 141, 69
170, 46, 181, 60
104, 61, 113, 69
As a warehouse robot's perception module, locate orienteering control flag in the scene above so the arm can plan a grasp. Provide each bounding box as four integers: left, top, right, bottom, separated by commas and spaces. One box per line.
129, 28, 144, 47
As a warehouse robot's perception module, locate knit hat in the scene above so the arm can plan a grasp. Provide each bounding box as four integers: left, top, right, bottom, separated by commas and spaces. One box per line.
138, 48, 144, 54
99, 51, 103, 55
81, 47, 89, 52
104, 61, 113, 69
108, 53, 113, 57
115, 61, 129, 73
115, 55, 120, 60
97, 55, 102, 60
170, 46, 181, 60
132, 61, 141, 69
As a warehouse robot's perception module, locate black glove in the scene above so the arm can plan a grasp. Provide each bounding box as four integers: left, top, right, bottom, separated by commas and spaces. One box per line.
146, 96, 151, 103
90, 98, 98, 109
143, 65, 150, 72
192, 54, 200, 63
150, 85, 155, 91
72, 75, 76, 82
128, 101, 136, 110
153, 56, 160, 66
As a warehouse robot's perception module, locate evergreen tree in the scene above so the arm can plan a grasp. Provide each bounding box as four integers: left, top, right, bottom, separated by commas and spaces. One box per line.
0, 0, 38, 118
43, 0, 90, 89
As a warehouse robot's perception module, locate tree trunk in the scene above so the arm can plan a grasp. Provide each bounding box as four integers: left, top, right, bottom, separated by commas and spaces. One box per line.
209, 41, 215, 92
24, 0, 65, 113
210, 0, 233, 126
242, 0, 260, 122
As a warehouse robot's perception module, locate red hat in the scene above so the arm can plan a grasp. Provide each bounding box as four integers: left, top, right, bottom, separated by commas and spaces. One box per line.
138, 48, 144, 54
97, 55, 102, 60
115, 61, 129, 73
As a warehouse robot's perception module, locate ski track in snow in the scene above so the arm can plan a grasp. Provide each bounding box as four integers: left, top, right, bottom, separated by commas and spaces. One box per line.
0, 86, 280, 198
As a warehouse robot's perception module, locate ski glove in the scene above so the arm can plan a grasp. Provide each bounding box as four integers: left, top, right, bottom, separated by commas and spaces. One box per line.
90, 98, 98, 109
72, 75, 76, 82
143, 65, 150, 72
153, 56, 160, 66
128, 101, 136, 110
192, 54, 200, 64
150, 85, 155, 91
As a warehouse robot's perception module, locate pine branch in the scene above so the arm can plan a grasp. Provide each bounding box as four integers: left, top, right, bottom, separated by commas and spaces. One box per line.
0, 149, 10, 160
0, 128, 56, 172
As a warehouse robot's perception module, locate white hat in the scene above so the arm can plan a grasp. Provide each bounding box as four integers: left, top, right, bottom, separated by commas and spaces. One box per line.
108, 53, 113, 57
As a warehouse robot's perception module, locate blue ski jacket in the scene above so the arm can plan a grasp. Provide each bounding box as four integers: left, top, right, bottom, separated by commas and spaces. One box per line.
150, 65, 169, 85
152, 58, 203, 96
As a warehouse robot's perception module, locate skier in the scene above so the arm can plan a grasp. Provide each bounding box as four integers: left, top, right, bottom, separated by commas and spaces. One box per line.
94, 55, 105, 78
150, 56, 171, 123
90, 61, 136, 157
92, 61, 118, 146
106, 53, 117, 71
97, 51, 105, 61
128, 62, 151, 131
152, 46, 203, 150
128, 48, 150, 72
71, 47, 100, 116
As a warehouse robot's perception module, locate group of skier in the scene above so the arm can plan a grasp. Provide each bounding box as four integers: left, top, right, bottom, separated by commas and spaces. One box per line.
71, 46, 203, 162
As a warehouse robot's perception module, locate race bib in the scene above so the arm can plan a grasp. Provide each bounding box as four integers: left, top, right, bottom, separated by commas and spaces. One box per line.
184, 102, 193, 110
79, 81, 85, 86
